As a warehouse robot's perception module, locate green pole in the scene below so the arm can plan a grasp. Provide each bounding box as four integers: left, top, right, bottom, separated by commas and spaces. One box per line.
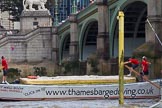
117, 11, 124, 105
54, 0, 59, 26
72, 0, 77, 14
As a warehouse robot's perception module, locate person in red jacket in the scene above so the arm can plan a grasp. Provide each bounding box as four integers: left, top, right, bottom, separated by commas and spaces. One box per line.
124, 56, 139, 76
1, 56, 9, 84
141, 56, 151, 81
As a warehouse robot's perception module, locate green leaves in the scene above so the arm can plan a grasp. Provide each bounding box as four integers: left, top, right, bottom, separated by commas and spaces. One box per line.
0, 0, 23, 21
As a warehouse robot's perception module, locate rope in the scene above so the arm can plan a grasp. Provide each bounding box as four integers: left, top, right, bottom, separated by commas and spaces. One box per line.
147, 19, 162, 46
125, 65, 161, 89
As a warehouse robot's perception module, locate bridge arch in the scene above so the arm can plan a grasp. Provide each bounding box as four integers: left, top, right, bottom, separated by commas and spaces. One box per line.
59, 31, 70, 63
79, 18, 98, 61
110, 0, 147, 57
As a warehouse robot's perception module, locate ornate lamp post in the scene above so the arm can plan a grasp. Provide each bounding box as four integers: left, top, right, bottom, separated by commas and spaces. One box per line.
54, 0, 59, 26
72, 0, 77, 14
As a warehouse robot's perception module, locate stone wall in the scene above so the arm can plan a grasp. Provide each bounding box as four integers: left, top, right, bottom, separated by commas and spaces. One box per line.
20, 11, 52, 34
0, 27, 52, 63
26, 27, 52, 62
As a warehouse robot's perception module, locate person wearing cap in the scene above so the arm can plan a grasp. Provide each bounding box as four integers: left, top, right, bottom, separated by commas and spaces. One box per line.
141, 56, 151, 81
1, 56, 9, 84
124, 56, 139, 76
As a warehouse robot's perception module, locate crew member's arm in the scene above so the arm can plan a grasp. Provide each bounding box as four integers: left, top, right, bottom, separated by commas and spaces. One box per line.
124, 61, 130, 65
147, 61, 151, 64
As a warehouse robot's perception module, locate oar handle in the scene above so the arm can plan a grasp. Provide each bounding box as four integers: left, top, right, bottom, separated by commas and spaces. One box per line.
125, 65, 161, 89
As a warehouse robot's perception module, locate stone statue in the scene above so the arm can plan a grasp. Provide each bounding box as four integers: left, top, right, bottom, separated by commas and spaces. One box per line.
23, 0, 47, 11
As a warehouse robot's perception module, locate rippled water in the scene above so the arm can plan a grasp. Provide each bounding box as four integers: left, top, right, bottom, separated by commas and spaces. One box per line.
0, 99, 160, 108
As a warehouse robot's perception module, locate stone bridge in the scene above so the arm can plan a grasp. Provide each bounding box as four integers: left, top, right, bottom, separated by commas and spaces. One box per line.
0, 0, 162, 78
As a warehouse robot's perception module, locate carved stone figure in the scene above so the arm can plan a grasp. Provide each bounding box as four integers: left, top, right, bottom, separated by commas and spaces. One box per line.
23, 0, 47, 11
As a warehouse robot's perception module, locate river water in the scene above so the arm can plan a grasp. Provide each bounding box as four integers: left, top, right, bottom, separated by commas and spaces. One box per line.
0, 99, 159, 108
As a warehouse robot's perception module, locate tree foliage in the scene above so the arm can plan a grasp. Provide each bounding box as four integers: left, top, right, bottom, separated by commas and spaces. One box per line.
0, 0, 23, 21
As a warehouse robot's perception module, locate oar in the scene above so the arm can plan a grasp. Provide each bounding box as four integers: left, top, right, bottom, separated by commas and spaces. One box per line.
125, 65, 161, 89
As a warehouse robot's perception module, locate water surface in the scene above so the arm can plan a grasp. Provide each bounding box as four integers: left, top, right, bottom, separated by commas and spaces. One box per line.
0, 99, 159, 108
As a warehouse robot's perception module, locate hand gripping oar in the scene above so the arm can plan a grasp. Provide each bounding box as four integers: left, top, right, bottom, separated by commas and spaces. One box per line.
125, 65, 161, 89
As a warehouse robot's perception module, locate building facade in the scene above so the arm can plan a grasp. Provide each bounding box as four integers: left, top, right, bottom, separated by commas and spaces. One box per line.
49, 0, 94, 25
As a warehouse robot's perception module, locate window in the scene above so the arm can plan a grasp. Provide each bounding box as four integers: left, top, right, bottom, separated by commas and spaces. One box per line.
33, 22, 38, 26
